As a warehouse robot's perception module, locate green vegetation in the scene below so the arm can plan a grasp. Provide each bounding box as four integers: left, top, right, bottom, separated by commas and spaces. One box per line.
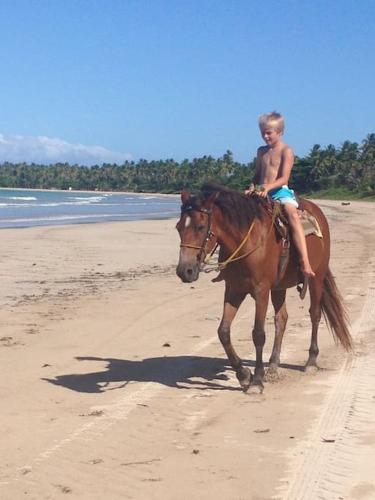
0, 134, 374, 199
290, 134, 375, 200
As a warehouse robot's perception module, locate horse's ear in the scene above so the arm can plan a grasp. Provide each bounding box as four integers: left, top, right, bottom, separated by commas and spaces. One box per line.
181, 189, 190, 204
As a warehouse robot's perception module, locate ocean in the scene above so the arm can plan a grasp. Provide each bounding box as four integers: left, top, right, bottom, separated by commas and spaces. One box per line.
0, 188, 181, 229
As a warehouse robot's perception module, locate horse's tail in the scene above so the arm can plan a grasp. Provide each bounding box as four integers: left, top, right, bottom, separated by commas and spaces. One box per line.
321, 268, 352, 351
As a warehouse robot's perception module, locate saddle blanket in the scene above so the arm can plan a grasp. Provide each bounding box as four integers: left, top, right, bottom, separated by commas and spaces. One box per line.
299, 210, 323, 238
273, 203, 323, 239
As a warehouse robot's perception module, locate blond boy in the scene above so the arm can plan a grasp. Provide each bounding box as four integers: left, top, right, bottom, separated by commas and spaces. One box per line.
246, 111, 315, 278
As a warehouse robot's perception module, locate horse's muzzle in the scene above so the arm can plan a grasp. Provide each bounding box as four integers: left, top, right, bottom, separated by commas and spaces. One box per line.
176, 263, 200, 283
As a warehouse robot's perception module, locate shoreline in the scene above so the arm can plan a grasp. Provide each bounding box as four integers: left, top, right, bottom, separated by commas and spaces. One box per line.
2, 185, 375, 203
0, 186, 180, 230
0, 216, 179, 231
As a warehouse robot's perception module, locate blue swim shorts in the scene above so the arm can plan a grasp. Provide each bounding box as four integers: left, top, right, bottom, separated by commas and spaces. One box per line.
269, 185, 298, 208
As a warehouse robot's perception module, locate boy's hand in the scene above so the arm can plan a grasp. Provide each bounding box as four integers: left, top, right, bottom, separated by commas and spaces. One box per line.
244, 183, 255, 196
256, 185, 269, 198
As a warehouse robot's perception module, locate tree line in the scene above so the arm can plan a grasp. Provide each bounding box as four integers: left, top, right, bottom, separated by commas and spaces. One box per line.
0, 134, 374, 197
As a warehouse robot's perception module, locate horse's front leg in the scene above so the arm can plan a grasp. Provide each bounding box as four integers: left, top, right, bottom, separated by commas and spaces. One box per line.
250, 288, 270, 393
218, 289, 251, 391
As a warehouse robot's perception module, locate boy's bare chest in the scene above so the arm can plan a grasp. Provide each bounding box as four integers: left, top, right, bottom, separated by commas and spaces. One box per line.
262, 150, 282, 171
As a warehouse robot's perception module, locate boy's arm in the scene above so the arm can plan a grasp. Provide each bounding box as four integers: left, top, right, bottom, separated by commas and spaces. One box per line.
252, 150, 262, 185
245, 148, 263, 195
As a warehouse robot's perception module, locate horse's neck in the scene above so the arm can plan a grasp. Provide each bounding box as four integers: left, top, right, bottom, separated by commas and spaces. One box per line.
215, 216, 258, 254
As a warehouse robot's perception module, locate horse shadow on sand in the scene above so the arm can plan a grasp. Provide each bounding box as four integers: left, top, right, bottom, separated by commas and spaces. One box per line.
43, 355, 306, 394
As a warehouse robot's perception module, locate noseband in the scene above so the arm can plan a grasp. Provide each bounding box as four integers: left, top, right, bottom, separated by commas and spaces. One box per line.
179, 205, 216, 262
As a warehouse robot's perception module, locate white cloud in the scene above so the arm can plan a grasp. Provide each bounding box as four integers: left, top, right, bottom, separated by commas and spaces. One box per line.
0, 133, 132, 165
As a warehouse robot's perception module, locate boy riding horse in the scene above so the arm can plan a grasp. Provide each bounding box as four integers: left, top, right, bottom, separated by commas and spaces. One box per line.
245, 111, 315, 278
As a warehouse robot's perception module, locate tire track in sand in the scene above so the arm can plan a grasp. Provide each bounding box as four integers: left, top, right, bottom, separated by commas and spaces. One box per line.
278, 282, 375, 500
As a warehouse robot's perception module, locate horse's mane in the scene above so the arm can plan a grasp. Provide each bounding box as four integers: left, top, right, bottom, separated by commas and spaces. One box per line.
186, 182, 263, 229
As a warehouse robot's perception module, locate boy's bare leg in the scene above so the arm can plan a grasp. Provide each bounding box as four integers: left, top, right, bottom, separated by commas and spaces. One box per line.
283, 204, 315, 278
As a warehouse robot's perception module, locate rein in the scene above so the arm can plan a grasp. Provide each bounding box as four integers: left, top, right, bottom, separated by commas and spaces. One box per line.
216, 219, 256, 270
215, 203, 280, 271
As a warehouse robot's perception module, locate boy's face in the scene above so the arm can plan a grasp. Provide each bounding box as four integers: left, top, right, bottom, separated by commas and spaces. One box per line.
260, 126, 282, 147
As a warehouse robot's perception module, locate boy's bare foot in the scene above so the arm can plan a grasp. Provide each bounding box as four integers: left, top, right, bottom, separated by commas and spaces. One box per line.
301, 261, 315, 278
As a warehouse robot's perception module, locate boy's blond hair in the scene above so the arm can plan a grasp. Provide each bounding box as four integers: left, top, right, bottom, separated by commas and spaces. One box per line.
258, 111, 285, 134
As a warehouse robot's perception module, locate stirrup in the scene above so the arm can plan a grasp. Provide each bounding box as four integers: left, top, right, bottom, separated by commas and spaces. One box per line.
211, 272, 224, 283
297, 277, 308, 300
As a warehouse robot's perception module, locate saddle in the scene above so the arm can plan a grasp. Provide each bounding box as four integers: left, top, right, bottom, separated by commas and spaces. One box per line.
267, 201, 323, 299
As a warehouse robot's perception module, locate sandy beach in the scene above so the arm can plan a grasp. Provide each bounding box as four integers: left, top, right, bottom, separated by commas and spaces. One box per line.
0, 200, 374, 500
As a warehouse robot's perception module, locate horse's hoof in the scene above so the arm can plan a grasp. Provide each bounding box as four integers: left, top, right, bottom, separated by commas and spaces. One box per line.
304, 364, 318, 374
246, 382, 264, 395
237, 367, 252, 392
264, 368, 279, 383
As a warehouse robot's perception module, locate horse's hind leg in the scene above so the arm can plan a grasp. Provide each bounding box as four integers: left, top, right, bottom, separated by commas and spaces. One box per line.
266, 289, 288, 381
249, 289, 270, 393
305, 276, 323, 372
218, 289, 251, 391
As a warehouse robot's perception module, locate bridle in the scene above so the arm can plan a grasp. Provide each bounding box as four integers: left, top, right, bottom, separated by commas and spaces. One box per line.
179, 198, 278, 272
179, 205, 216, 263
178, 203, 257, 271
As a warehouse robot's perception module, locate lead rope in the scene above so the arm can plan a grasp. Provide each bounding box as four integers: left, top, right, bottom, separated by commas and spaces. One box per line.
216, 219, 256, 270
203, 202, 279, 273
202, 219, 257, 273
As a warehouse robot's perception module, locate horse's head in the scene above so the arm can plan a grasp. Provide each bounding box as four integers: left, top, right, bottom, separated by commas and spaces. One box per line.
176, 189, 218, 283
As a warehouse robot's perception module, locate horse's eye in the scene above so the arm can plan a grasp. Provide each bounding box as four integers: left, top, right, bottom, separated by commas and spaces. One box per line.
196, 224, 205, 231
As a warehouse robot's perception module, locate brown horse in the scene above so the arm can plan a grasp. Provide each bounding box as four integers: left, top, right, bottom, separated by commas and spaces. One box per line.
176, 182, 352, 393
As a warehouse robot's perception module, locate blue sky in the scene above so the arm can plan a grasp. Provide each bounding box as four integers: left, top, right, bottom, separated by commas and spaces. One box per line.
0, 0, 374, 165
